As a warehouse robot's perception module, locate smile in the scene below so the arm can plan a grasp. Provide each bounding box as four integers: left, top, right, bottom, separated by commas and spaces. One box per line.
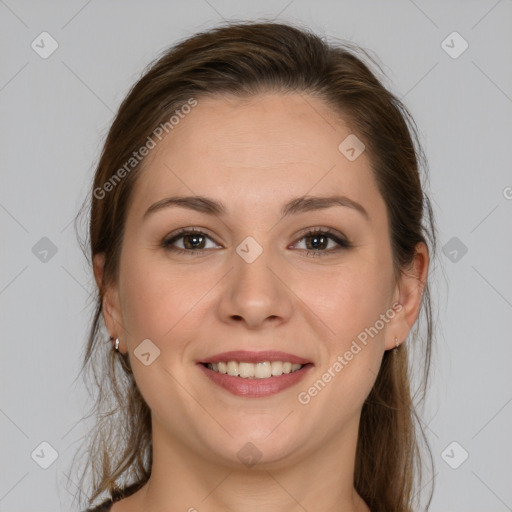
205, 360, 303, 378
198, 362, 314, 398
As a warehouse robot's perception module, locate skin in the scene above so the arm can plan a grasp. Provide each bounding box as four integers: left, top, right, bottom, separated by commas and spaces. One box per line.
94, 92, 428, 512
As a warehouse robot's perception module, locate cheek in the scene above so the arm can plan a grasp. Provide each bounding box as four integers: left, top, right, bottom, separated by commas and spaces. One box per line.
295, 276, 391, 426
120, 269, 169, 341
117, 254, 210, 413
119, 250, 223, 349
119, 251, 191, 341
294, 255, 394, 405
295, 259, 394, 346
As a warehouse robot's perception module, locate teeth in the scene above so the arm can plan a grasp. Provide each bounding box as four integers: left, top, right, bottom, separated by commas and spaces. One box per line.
206, 361, 303, 378
227, 361, 238, 376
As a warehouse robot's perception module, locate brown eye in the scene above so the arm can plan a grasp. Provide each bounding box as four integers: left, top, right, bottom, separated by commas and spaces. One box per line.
162, 228, 219, 256
162, 227, 351, 258
293, 228, 352, 257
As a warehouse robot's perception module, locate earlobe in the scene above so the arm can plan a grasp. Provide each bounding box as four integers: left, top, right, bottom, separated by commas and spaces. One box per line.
386, 242, 429, 350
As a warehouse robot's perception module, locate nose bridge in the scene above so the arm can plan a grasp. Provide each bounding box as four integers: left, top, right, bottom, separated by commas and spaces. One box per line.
219, 234, 292, 327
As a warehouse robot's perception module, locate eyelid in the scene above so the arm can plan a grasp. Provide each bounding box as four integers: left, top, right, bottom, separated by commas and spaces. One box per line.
293, 226, 350, 244
162, 227, 221, 249
291, 227, 352, 254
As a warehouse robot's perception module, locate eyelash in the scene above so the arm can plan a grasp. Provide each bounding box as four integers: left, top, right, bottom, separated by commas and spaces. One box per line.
161, 227, 352, 258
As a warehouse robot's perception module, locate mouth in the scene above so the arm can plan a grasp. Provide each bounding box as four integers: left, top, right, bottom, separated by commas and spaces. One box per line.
200, 361, 311, 379
197, 350, 314, 398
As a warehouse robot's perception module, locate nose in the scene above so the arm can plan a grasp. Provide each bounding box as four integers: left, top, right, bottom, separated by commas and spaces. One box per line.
216, 245, 294, 330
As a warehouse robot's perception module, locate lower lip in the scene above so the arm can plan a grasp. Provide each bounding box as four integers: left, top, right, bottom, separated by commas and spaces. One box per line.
197, 363, 314, 398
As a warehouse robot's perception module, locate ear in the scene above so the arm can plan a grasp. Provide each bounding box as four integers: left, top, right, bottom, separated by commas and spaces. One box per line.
93, 253, 123, 344
385, 242, 429, 350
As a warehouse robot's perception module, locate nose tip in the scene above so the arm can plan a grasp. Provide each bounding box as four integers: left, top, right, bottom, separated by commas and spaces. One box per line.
218, 256, 293, 329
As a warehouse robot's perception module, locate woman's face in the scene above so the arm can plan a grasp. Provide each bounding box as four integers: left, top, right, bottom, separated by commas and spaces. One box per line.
98, 92, 421, 468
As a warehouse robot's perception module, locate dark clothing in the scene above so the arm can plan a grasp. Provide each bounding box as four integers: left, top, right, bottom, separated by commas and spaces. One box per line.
84, 502, 112, 512
83, 482, 143, 512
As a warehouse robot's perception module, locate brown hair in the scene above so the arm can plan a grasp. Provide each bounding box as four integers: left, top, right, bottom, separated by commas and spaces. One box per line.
70, 20, 437, 512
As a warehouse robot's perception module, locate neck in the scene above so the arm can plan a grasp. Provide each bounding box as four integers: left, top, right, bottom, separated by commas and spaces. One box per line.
129, 414, 370, 512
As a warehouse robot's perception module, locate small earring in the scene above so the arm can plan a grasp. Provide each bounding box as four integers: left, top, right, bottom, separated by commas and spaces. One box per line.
394, 336, 399, 353
109, 336, 120, 352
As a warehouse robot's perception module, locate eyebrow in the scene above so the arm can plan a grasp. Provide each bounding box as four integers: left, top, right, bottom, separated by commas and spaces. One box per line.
143, 194, 368, 221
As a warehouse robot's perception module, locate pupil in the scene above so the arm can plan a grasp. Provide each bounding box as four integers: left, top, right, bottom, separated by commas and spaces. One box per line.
309, 235, 326, 250
185, 234, 204, 249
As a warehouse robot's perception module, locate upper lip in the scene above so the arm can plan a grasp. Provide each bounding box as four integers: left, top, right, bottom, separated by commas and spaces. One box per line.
199, 350, 312, 365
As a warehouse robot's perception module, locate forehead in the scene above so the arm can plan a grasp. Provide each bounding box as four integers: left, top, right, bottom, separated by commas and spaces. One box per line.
128, 92, 382, 220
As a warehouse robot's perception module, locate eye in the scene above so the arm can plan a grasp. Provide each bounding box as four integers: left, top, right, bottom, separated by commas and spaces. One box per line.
292, 228, 352, 257
161, 227, 352, 257
161, 228, 220, 256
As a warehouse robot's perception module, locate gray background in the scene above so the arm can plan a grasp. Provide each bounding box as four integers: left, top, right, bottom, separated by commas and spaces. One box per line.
1, 0, 511, 511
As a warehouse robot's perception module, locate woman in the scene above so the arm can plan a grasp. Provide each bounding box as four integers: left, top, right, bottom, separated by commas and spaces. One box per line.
73, 20, 437, 512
